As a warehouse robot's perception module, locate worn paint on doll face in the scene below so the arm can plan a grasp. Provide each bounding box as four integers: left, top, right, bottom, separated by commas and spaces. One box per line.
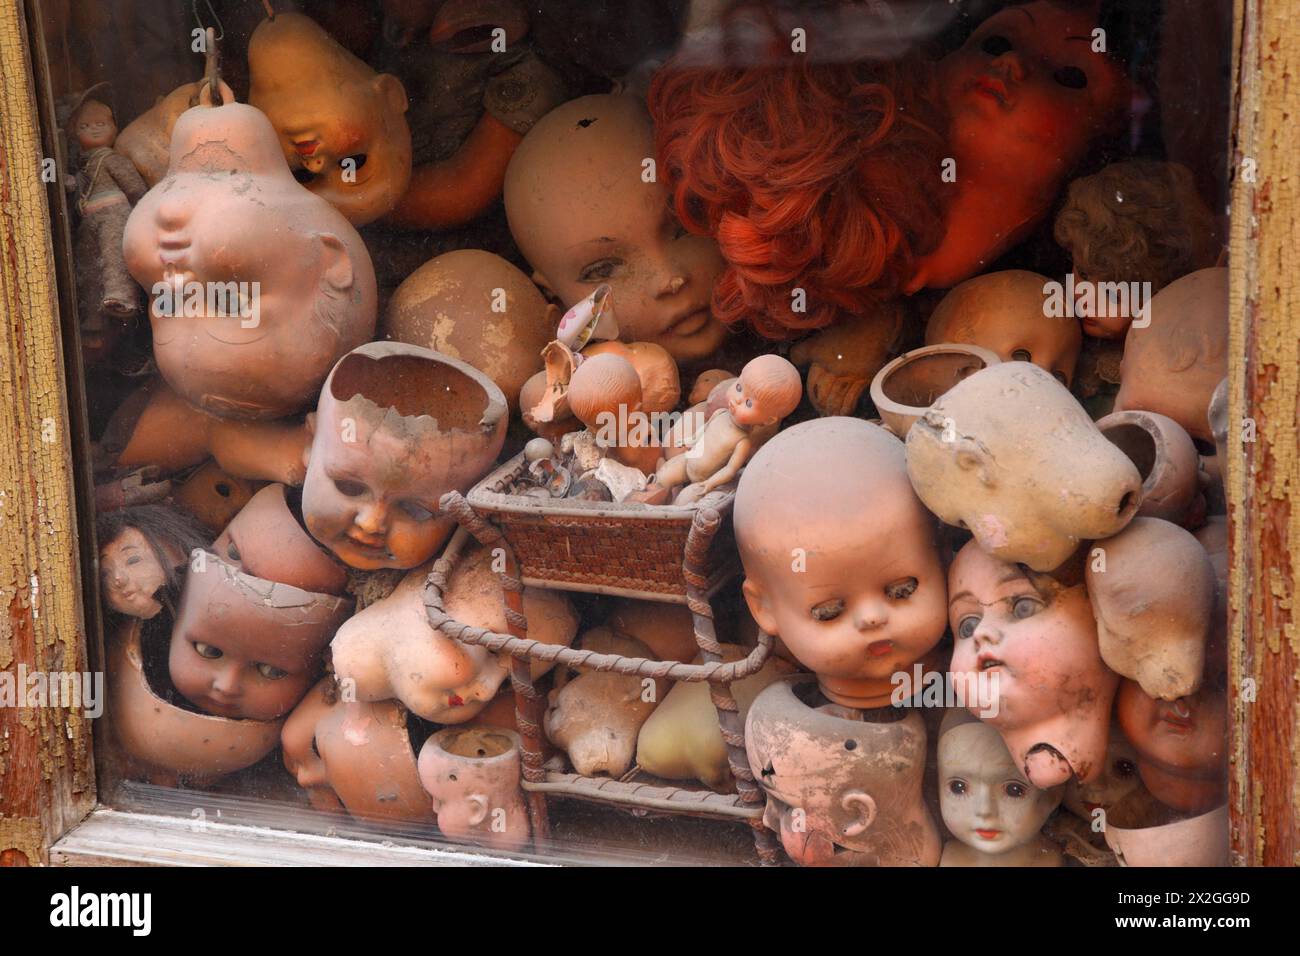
100, 527, 167, 619
73, 101, 117, 150
1116, 679, 1226, 778
941, 2, 1127, 179
940, 722, 1060, 855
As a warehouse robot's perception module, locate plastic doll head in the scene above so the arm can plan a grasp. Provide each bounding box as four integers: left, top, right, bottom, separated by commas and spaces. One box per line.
925, 270, 1081, 387
1063, 725, 1143, 822
123, 101, 378, 422
907, 362, 1142, 571
70, 99, 117, 150
940, 1, 1129, 208
1104, 799, 1228, 867
746, 676, 941, 867
96, 505, 208, 620
939, 718, 1062, 856
1055, 160, 1218, 339
301, 343, 507, 571
168, 552, 351, 721
566, 353, 643, 430
313, 697, 435, 824
870, 344, 1000, 439
383, 250, 556, 414
948, 540, 1119, 788
736, 418, 948, 710
249, 12, 412, 226
418, 727, 531, 851
1114, 267, 1228, 443
728, 355, 802, 427
213, 484, 349, 596
504, 94, 729, 363
1116, 677, 1227, 815
1087, 517, 1215, 701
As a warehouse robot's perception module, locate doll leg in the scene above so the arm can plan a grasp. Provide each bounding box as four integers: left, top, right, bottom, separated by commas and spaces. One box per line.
90, 204, 141, 316
653, 451, 690, 489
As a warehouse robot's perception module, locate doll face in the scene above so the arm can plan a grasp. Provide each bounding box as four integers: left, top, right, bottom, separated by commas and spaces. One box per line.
1064, 726, 1142, 820
281, 681, 345, 812
940, 722, 1060, 854
1116, 680, 1226, 784
506, 96, 728, 364
727, 364, 797, 427
940, 2, 1127, 181
100, 527, 167, 619
1072, 271, 1138, 339
73, 101, 117, 150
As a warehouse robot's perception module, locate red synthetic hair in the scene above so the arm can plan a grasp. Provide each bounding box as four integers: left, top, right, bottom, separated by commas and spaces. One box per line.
649, 17, 948, 340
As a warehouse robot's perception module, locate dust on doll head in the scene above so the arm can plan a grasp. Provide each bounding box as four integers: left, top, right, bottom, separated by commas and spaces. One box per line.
97, 504, 208, 620
70, 98, 118, 150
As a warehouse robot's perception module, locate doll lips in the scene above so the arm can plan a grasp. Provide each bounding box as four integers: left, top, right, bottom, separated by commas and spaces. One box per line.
666, 306, 710, 338
974, 828, 1002, 840
866, 640, 893, 657
447, 694, 465, 708
971, 76, 1010, 107
292, 139, 322, 157
978, 655, 1005, 672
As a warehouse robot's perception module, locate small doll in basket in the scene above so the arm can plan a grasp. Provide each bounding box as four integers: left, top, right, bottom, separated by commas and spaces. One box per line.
650, 354, 801, 506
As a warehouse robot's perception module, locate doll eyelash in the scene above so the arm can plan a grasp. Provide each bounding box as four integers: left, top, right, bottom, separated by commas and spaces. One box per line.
810, 599, 845, 621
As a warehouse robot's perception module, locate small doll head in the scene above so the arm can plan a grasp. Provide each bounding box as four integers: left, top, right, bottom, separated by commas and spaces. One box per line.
1064, 724, 1144, 822
249, 12, 411, 226
566, 352, 643, 431
301, 343, 507, 570
97, 504, 208, 620
925, 270, 1081, 387
727, 354, 802, 427
939, 717, 1063, 856
736, 418, 947, 709
1116, 676, 1227, 815
504, 94, 729, 363
947, 539, 1118, 788
418, 727, 530, 851
213, 483, 349, 596
70, 98, 117, 150
1055, 160, 1218, 339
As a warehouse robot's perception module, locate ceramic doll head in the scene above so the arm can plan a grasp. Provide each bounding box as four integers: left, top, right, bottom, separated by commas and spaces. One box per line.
906, 362, 1142, 571
735, 418, 948, 710
249, 11, 412, 226
168, 552, 351, 721
418, 727, 531, 852
1116, 677, 1227, 815
96, 504, 208, 620
1055, 160, 1218, 339
565, 352, 663, 475
504, 94, 729, 364
924, 270, 1081, 387
281, 678, 346, 813
938, 717, 1063, 865
745, 676, 942, 867
213, 484, 349, 596
1096, 409, 1205, 527
947, 539, 1119, 788
123, 101, 378, 421
1063, 725, 1144, 824
383, 250, 556, 414
301, 342, 507, 571
1086, 517, 1216, 701
1114, 267, 1228, 443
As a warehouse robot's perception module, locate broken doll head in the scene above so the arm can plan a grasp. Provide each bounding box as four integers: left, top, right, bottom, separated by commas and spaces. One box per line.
96, 504, 208, 620
213, 483, 349, 596
1116, 677, 1227, 816
948, 539, 1118, 789
249, 11, 412, 225
418, 726, 531, 852
746, 676, 941, 867
1096, 409, 1206, 528
906, 361, 1141, 572
505, 94, 728, 364
168, 552, 351, 721
122, 100, 377, 421
736, 418, 947, 710
301, 342, 507, 571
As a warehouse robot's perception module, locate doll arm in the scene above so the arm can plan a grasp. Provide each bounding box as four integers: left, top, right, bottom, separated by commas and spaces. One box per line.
104, 151, 149, 205
701, 436, 753, 492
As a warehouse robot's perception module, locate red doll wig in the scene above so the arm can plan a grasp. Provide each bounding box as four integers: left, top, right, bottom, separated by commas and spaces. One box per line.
649, 4, 948, 340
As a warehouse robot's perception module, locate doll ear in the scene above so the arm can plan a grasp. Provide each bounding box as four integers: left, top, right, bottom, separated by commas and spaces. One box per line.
741, 578, 780, 638
302, 413, 317, 471
373, 73, 409, 115
840, 790, 877, 838
954, 439, 994, 487
467, 794, 490, 827
314, 234, 355, 293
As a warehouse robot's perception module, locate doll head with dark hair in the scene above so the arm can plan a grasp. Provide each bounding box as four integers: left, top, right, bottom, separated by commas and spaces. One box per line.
97, 504, 209, 620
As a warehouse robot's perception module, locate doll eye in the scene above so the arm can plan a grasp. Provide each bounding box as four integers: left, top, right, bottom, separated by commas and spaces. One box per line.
947, 779, 968, 796
226, 542, 241, 561
125, 554, 143, 566
1011, 596, 1042, 620
981, 34, 1012, 57
255, 662, 289, 680
745, 399, 753, 408
398, 501, 436, 521
885, 577, 918, 600
810, 598, 845, 622
1011, 348, 1032, 362
448, 773, 458, 782
957, 614, 980, 639
334, 479, 366, 497
578, 258, 624, 283
192, 641, 223, 660
1114, 758, 1137, 778
1054, 66, 1089, 90
1004, 782, 1028, 798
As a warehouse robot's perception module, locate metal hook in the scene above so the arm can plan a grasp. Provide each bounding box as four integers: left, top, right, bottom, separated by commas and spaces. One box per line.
192, 0, 224, 40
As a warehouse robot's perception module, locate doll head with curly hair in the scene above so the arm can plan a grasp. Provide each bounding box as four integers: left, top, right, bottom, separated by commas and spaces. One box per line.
1055, 160, 1219, 338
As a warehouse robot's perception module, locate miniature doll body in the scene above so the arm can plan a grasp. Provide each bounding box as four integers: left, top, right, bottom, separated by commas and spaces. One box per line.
938, 717, 1064, 867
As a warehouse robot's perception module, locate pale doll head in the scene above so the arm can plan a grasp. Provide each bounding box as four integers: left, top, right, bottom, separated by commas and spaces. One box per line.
417, 727, 529, 851
97, 505, 208, 620
1063, 725, 1143, 822
939, 719, 1062, 855
1116, 677, 1227, 815
947, 539, 1118, 788
301, 343, 507, 570
504, 94, 728, 364
122, 101, 378, 421
736, 418, 947, 709
70, 99, 117, 150
249, 12, 411, 226
727, 354, 802, 427
1055, 160, 1218, 339
925, 270, 1081, 387
168, 553, 351, 721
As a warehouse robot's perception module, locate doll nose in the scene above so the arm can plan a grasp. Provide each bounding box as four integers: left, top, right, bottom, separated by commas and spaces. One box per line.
659, 273, 687, 297
853, 600, 888, 631
972, 620, 1003, 648
211, 664, 243, 699
975, 785, 998, 820
990, 51, 1025, 84
354, 501, 389, 535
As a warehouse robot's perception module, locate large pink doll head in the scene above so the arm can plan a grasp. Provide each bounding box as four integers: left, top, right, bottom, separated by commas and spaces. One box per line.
123, 100, 378, 421
947, 539, 1119, 789
735, 418, 948, 710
